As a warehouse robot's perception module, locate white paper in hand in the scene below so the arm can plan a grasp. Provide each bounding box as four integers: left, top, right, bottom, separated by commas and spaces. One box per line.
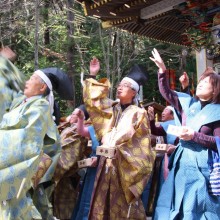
167, 124, 182, 137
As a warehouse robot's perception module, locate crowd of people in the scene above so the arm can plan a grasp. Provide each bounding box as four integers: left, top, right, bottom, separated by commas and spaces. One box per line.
0, 48, 220, 220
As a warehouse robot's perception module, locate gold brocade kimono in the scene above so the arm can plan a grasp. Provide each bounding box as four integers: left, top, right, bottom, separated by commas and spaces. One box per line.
53, 122, 89, 182
53, 122, 89, 219
84, 78, 156, 219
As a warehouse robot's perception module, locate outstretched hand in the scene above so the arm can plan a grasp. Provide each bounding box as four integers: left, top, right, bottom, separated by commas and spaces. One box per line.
90, 57, 100, 76
148, 106, 155, 121
179, 72, 189, 89
179, 126, 194, 141
149, 48, 166, 73
69, 108, 84, 124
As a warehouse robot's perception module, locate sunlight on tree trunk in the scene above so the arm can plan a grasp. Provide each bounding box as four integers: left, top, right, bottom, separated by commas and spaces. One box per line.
43, 0, 50, 46
34, 0, 39, 70
66, 0, 75, 107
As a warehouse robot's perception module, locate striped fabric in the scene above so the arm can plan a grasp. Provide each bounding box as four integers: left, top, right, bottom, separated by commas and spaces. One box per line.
208, 137, 220, 196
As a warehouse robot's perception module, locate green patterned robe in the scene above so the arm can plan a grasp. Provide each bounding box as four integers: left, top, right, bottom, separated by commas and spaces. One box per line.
0, 55, 25, 121
0, 94, 59, 220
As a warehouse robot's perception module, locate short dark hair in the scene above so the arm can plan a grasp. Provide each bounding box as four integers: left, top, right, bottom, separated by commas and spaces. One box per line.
44, 87, 50, 96
198, 67, 220, 104
169, 110, 174, 116
38, 78, 50, 97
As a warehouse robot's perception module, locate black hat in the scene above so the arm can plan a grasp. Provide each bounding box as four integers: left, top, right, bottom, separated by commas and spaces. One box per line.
40, 67, 74, 100
77, 104, 89, 120
125, 64, 149, 86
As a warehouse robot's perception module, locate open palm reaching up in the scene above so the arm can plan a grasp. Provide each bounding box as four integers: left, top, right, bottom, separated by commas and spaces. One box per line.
149, 48, 166, 73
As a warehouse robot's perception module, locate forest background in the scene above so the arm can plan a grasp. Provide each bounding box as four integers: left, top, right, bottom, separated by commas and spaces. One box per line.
0, 0, 196, 116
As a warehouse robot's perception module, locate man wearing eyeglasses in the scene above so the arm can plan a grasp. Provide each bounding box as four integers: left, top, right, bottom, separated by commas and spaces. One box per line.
81, 58, 155, 220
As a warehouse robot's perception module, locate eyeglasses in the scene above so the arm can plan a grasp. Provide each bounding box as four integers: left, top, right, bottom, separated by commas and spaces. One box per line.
116, 83, 134, 90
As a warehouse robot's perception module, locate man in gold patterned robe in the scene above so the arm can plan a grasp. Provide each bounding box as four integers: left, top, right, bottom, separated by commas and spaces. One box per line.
83, 58, 156, 220
53, 109, 89, 220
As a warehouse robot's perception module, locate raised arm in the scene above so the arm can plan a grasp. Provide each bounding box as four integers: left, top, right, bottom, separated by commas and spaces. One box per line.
89, 57, 100, 77
150, 48, 182, 113
179, 71, 191, 95
83, 57, 114, 140
179, 72, 189, 90
70, 108, 90, 138
148, 106, 166, 136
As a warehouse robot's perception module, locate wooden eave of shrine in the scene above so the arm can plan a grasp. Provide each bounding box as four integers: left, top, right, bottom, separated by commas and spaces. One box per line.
78, 0, 220, 46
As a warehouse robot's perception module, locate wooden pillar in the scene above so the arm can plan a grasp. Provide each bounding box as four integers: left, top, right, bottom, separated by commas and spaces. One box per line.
196, 48, 213, 80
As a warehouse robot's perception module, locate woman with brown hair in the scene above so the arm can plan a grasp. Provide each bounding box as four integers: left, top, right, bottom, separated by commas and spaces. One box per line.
150, 48, 220, 220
